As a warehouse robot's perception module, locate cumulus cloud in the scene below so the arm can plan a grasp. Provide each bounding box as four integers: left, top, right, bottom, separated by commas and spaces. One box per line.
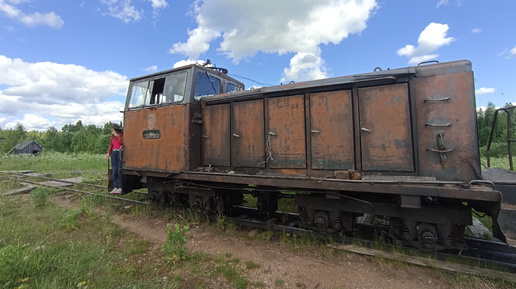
3, 114, 55, 131
471, 28, 481, 34
397, 22, 454, 64
170, 0, 377, 82
100, 0, 143, 23
0, 0, 64, 28
0, 55, 127, 131
282, 49, 327, 82
0, 55, 128, 105
476, 87, 495, 95
146, 0, 168, 17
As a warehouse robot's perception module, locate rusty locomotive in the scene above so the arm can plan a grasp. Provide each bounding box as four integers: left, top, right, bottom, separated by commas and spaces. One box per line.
120, 60, 506, 250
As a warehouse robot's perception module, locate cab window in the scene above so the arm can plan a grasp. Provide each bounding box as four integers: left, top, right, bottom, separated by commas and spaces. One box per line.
227, 83, 236, 93
163, 71, 187, 103
128, 71, 188, 108
194, 72, 221, 100
128, 81, 150, 108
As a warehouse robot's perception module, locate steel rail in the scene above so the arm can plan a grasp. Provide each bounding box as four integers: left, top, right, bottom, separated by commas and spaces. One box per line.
2, 171, 148, 195
1, 172, 149, 205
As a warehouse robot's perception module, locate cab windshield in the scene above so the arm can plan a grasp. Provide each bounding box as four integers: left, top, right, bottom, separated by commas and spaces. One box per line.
128, 71, 187, 108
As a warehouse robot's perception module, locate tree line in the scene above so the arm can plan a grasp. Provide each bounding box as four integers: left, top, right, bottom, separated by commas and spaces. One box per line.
477, 102, 516, 157
0, 120, 117, 156
0, 102, 514, 156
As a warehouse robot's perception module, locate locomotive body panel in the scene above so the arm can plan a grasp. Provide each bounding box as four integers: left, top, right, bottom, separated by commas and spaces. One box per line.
198, 60, 479, 182
268, 95, 307, 168
124, 104, 189, 172
232, 99, 266, 168
202, 104, 231, 167
309, 90, 354, 170
414, 70, 479, 181
358, 83, 414, 172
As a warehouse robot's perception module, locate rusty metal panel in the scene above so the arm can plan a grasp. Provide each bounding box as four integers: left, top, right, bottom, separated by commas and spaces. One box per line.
268, 95, 306, 168
359, 83, 414, 171
414, 71, 479, 181
203, 104, 230, 166
310, 90, 354, 169
124, 105, 187, 172
232, 100, 265, 167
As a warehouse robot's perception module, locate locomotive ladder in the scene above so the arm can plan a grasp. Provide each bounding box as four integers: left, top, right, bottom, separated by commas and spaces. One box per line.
424, 96, 453, 167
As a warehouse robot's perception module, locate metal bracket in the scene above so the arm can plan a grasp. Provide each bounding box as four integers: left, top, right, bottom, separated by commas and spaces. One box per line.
427, 134, 452, 167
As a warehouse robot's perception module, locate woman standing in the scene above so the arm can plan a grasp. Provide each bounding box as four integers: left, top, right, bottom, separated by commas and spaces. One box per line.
105, 124, 124, 194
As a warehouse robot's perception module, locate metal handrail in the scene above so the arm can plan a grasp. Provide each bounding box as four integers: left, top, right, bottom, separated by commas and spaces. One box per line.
486, 105, 516, 170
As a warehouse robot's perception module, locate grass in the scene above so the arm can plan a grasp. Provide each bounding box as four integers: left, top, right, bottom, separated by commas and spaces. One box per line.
480, 155, 513, 171
0, 192, 264, 289
1, 152, 515, 288
0, 152, 105, 176
0, 194, 175, 289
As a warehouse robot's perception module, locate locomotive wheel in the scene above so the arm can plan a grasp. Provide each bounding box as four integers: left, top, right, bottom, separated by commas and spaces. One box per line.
314, 211, 330, 228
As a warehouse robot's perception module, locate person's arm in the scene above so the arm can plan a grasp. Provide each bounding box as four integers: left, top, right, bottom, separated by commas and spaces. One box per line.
105, 135, 114, 159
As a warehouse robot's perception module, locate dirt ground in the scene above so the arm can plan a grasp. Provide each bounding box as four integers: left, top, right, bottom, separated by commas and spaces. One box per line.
54, 195, 503, 289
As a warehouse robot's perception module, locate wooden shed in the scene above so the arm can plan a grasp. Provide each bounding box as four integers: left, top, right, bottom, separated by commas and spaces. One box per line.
14, 141, 42, 155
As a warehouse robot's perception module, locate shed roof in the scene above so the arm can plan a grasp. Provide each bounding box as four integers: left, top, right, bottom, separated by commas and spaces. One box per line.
15, 141, 41, 150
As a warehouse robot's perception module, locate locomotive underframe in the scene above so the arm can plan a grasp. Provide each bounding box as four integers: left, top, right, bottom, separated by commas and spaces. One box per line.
123, 171, 503, 250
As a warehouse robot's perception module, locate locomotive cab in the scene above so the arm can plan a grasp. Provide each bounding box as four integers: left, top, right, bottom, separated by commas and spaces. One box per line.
121, 64, 244, 191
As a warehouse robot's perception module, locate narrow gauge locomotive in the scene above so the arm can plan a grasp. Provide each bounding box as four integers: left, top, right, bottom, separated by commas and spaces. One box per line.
121, 60, 506, 250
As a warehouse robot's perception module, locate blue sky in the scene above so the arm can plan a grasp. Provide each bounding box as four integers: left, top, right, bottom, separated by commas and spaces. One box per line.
0, 0, 515, 131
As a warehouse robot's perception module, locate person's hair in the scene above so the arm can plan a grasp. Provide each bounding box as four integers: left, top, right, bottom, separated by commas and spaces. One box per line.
112, 124, 123, 133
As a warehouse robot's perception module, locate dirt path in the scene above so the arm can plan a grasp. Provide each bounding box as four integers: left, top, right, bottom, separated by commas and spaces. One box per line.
54, 196, 496, 289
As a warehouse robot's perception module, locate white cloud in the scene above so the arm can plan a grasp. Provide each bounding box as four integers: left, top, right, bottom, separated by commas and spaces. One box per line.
170, 0, 377, 82
146, 0, 167, 17
145, 65, 158, 72
0, 55, 128, 131
173, 59, 209, 68
397, 22, 454, 64
99, 0, 168, 22
510, 45, 516, 58
282, 50, 327, 83
3, 114, 55, 131
437, 0, 448, 7
100, 0, 143, 23
476, 87, 495, 95
471, 28, 481, 34
0, 0, 64, 28
0, 55, 128, 105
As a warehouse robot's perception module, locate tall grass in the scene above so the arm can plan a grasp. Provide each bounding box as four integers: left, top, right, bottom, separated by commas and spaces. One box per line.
0, 152, 105, 175
0, 194, 180, 289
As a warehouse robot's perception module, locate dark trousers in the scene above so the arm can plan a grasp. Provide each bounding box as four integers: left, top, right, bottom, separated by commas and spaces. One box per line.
111, 150, 122, 189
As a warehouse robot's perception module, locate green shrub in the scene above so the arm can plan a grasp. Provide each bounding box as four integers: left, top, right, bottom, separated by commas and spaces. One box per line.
480, 142, 514, 157
30, 187, 53, 208
162, 224, 190, 265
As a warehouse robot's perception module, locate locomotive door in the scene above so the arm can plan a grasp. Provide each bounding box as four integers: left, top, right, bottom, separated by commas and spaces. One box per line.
203, 104, 231, 167
268, 95, 306, 168
310, 90, 354, 169
232, 100, 265, 167
358, 83, 414, 171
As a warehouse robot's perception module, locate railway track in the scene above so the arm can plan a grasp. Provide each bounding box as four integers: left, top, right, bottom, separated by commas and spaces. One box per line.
2, 170, 516, 276
225, 206, 516, 273
1, 171, 149, 205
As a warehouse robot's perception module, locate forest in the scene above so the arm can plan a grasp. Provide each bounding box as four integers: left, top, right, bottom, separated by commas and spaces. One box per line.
0, 102, 514, 158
